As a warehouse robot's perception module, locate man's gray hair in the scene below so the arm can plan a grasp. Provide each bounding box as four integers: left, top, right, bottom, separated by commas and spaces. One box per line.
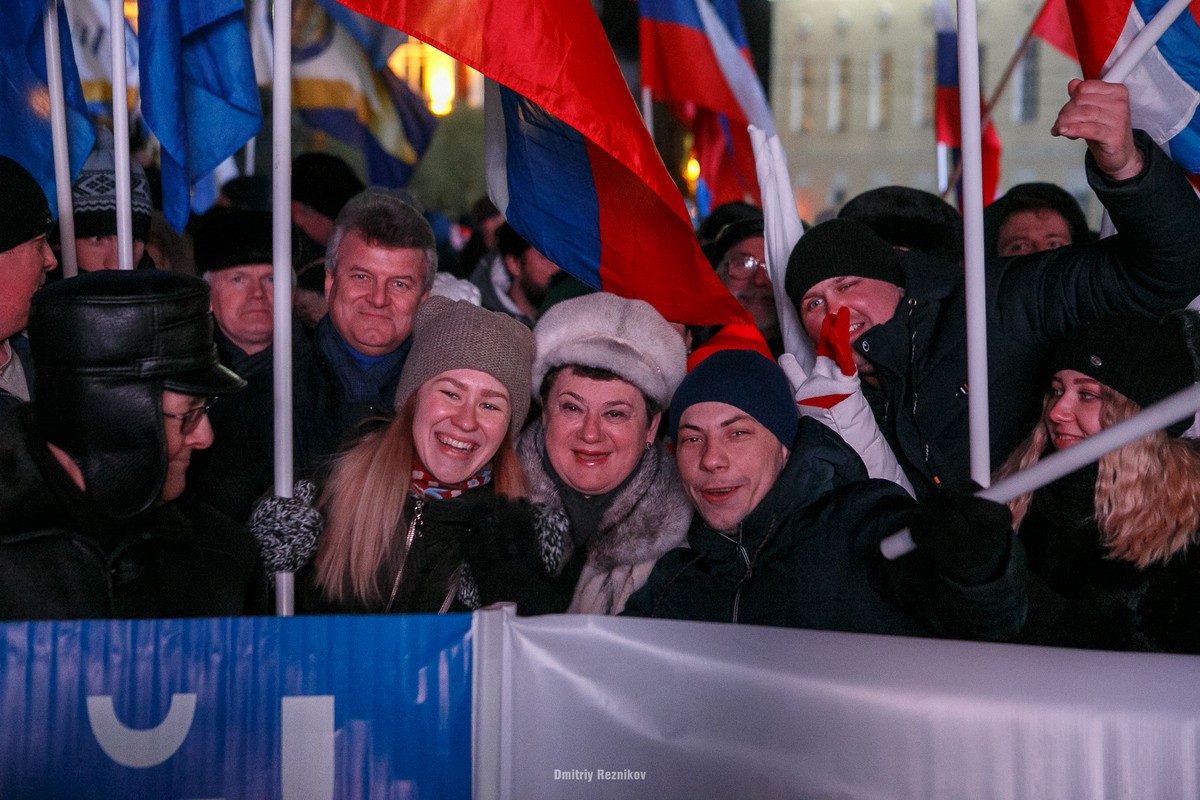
325, 188, 438, 293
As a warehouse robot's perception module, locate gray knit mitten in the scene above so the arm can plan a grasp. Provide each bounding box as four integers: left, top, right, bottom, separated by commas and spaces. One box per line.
249, 480, 323, 573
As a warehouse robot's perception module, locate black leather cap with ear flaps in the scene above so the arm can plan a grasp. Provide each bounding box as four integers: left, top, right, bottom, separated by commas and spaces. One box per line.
28, 271, 246, 519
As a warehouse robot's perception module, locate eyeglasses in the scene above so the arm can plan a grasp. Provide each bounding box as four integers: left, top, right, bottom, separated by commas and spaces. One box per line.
163, 399, 217, 435
721, 254, 769, 281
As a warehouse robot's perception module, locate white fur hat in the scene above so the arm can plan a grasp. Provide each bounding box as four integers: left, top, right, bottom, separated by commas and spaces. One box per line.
532, 292, 687, 408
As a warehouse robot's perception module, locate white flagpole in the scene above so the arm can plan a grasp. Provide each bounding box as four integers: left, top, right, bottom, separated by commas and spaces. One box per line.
640, 85, 654, 134
955, 0, 992, 487
43, 0, 78, 278
1102, 0, 1192, 83
881, 382, 1200, 559
272, 0, 297, 617
109, 0, 133, 270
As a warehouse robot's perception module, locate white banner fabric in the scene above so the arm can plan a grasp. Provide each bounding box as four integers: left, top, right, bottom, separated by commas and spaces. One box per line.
472, 606, 1200, 800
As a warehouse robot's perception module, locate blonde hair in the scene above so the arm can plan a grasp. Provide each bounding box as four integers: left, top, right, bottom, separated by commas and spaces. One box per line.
996, 388, 1200, 568
314, 396, 529, 607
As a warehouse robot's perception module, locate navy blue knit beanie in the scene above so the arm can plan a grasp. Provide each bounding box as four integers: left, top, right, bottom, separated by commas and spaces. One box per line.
670, 349, 797, 446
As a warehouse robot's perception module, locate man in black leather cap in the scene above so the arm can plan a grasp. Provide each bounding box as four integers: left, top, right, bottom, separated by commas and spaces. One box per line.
0, 270, 265, 619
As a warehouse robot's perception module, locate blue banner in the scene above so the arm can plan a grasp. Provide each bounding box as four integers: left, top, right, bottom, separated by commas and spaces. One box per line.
0, 615, 473, 799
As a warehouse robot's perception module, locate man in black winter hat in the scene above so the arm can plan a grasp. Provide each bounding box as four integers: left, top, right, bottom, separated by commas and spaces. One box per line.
0, 270, 265, 620
784, 79, 1200, 499
186, 208, 338, 522
0, 156, 57, 410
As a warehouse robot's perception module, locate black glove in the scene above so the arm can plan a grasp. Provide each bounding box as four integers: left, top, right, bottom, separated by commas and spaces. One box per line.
908, 488, 1013, 585
248, 480, 323, 573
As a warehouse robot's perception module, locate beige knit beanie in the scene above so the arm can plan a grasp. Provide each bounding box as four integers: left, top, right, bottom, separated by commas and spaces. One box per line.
394, 295, 535, 437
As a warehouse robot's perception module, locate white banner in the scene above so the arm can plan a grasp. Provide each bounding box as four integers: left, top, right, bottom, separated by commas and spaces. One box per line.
473, 606, 1200, 800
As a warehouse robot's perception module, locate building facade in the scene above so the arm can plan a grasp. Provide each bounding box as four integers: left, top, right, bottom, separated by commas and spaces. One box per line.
770, 0, 1095, 224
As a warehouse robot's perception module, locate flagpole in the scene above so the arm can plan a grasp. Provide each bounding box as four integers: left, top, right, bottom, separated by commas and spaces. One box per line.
1085, 0, 1191, 241
940, 2, 1047, 199
272, 0, 297, 617
954, 0, 992, 487
43, 0, 78, 278
109, 0, 133, 270
881, 381, 1200, 559
641, 85, 654, 134
1102, 0, 1192, 83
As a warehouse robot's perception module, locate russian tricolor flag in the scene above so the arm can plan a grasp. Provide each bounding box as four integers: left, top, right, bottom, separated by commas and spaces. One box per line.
934, 0, 1002, 204
1066, 0, 1200, 180
334, 0, 767, 361
640, 0, 773, 207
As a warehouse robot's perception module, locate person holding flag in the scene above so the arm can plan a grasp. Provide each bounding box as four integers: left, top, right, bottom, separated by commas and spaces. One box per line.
784, 79, 1200, 499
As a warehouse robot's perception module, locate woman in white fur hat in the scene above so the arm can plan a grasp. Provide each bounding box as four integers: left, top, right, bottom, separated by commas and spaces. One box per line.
467, 292, 692, 615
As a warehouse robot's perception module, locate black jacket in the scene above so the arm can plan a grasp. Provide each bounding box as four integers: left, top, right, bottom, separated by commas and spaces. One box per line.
858, 133, 1200, 497
622, 418, 1027, 641
0, 406, 265, 620
297, 483, 536, 615
187, 323, 340, 522
1017, 487, 1200, 654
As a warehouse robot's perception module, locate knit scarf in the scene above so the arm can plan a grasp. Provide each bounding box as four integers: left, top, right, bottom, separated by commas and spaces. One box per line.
316, 316, 411, 403
410, 465, 493, 500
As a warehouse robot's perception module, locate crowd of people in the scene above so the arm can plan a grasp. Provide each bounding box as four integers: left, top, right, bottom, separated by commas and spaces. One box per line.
1, 78, 1198, 654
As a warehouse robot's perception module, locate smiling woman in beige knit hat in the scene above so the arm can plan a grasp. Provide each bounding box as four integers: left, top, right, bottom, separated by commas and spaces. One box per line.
296, 296, 537, 614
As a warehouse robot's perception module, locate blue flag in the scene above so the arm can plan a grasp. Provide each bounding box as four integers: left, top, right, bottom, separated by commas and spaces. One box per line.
0, 0, 95, 219
139, 0, 261, 231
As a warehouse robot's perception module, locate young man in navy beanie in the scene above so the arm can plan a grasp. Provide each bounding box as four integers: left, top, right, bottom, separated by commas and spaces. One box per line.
624, 348, 1028, 642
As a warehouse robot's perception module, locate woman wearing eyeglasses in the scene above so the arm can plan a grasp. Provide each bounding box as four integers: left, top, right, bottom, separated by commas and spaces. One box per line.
996, 311, 1200, 653
295, 297, 537, 614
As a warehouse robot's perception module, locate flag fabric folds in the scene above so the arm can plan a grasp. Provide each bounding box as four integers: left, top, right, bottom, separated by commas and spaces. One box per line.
640, 0, 772, 207
291, 4, 436, 188
335, 0, 767, 360
1065, 0, 1200, 179
139, 0, 262, 231
1031, 0, 1079, 61
1, 0, 95, 219
66, 0, 141, 120
934, 0, 1003, 205
314, 0, 407, 70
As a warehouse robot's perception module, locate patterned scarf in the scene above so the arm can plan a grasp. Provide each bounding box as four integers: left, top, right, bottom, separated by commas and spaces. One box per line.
410, 465, 493, 500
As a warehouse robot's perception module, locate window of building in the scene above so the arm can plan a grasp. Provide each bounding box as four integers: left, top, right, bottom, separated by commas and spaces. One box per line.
1011, 39, 1040, 123
868, 50, 893, 131
827, 55, 850, 132
913, 45, 933, 129
789, 58, 815, 133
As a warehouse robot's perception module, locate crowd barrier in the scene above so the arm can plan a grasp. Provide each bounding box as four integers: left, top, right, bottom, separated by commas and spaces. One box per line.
2, 607, 1197, 799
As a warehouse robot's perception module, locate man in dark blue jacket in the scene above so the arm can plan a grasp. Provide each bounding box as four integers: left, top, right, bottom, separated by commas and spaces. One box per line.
623, 350, 1026, 641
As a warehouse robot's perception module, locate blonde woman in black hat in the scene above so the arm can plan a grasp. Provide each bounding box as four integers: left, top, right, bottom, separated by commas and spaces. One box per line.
996, 311, 1200, 653
296, 296, 536, 614
464, 293, 693, 616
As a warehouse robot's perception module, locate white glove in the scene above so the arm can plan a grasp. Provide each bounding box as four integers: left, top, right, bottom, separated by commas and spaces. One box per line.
779, 310, 916, 498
